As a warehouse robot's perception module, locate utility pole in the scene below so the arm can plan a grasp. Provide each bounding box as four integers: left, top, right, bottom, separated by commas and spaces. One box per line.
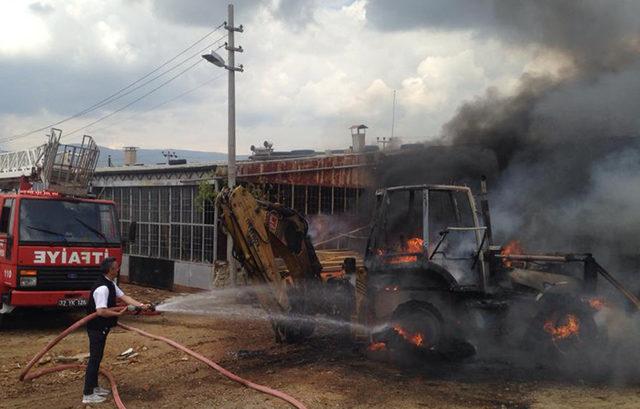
225, 4, 243, 286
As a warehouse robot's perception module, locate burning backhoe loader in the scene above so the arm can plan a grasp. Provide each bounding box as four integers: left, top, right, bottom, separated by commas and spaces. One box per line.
218, 183, 640, 361
362, 183, 640, 359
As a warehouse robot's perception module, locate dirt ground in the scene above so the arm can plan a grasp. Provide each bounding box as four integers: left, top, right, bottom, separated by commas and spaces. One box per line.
2, 284, 640, 409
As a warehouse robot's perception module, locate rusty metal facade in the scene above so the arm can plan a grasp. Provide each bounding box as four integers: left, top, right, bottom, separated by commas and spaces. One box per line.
235, 153, 377, 188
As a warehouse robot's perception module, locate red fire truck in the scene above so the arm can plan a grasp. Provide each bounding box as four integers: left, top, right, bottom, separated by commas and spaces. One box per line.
0, 129, 133, 326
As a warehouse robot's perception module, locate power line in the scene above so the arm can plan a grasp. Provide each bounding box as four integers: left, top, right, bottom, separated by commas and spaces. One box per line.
91, 73, 226, 134
3, 35, 226, 144
69, 41, 227, 137
3, 23, 225, 142
65, 58, 207, 137
60, 33, 227, 123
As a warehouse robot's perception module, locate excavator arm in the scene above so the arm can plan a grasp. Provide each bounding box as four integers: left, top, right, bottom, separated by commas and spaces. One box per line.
217, 186, 325, 342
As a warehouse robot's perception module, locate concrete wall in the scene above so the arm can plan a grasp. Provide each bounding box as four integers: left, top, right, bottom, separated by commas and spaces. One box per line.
120, 254, 130, 278
173, 261, 215, 290
119, 254, 214, 291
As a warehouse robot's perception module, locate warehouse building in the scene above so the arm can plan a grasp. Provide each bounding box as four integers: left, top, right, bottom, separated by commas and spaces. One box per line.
92, 136, 377, 291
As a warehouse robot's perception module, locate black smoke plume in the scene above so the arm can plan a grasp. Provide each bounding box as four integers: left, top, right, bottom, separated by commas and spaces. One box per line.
378, 1, 640, 271
372, 3, 640, 379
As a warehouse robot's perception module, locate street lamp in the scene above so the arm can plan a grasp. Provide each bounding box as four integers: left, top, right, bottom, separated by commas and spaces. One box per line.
201, 4, 243, 286
201, 50, 226, 68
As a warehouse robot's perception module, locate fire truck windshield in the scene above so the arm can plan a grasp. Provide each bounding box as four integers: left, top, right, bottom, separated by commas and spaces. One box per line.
19, 199, 120, 245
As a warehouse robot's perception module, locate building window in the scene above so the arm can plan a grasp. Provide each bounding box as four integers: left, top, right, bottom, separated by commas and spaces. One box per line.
334, 187, 346, 214
345, 188, 358, 213
104, 185, 218, 264
306, 186, 319, 215
293, 185, 305, 214
320, 187, 332, 214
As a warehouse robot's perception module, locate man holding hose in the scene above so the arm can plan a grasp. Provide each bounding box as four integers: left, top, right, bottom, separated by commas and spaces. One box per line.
82, 257, 149, 404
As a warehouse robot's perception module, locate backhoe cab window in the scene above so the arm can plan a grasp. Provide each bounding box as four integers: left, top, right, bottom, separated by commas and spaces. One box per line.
427, 190, 475, 244
427, 190, 482, 286
377, 190, 424, 255
19, 199, 120, 244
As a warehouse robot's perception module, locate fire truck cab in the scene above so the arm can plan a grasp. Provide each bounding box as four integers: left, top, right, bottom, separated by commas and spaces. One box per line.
0, 191, 125, 316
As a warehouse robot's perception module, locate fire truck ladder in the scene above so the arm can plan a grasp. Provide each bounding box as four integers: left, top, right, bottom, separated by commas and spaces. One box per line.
0, 144, 46, 178
0, 128, 100, 195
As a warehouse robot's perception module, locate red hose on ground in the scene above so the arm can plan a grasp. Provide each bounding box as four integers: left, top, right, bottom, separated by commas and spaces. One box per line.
18, 308, 126, 381
119, 323, 308, 409
21, 364, 126, 409
19, 308, 308, 409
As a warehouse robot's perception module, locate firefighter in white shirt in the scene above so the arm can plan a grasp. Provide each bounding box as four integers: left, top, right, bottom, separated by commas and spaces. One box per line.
82, 257, 149, 404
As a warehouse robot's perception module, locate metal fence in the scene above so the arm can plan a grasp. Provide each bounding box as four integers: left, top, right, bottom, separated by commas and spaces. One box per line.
101, 186, 217, 263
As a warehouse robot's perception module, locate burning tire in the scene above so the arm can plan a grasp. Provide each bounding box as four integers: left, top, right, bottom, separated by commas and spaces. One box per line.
387, 300, 443, 354
524, 297, 603, 359
382, 300, 477, 361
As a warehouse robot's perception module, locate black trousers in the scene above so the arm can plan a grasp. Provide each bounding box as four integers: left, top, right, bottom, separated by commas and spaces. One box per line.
83, 327, 110, 395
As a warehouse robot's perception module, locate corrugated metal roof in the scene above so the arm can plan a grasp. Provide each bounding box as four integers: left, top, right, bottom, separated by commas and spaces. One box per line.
94, 161, 223, 175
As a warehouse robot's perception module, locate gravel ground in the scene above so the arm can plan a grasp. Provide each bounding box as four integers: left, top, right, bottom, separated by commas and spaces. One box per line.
1, 284, 639, 409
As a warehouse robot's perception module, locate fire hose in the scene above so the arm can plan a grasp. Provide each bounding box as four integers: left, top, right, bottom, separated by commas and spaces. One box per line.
19, 307, 308, 409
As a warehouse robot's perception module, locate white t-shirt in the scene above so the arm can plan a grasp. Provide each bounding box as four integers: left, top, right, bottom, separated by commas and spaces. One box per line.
93, 277, 125, 309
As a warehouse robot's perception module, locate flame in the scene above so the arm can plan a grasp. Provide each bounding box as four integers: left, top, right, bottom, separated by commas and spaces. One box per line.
500, 240, 524, 268
543, 313, 580, 341
393, 325, 425, 347
368, 342, 387, 352
378, 237, 425, 264
405, 237, 424, 252
587, 297, 606, 310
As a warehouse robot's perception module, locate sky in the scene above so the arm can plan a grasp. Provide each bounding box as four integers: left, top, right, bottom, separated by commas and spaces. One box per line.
0, 0, 599, 154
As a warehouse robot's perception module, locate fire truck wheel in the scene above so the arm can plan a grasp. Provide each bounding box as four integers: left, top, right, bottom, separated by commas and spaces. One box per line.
0, 305, 7, 329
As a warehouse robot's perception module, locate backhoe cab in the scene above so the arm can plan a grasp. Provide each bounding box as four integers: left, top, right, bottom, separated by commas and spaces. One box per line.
362, 185, 489, 357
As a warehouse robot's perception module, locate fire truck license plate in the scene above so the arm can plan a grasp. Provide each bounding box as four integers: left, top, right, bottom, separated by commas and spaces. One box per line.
58, 298, 87, 307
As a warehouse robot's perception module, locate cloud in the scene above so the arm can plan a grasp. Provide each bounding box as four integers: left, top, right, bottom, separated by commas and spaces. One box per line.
28, 1, 55, 15
0, 2, 51, 54
0, 0, 541, 154
151, 0, 265, 27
